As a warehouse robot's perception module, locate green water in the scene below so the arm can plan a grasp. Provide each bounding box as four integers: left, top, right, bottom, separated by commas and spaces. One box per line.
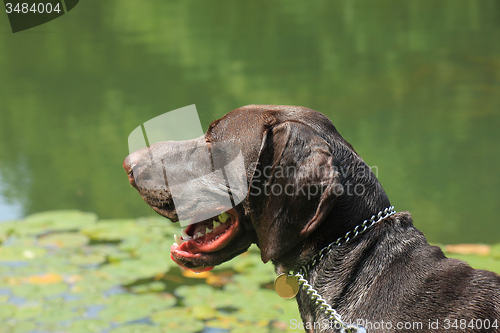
0, 0, 499, 245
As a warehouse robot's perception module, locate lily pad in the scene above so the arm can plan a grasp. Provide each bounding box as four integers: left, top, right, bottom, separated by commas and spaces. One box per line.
232, 327, 269, 333
99, 293, 175, 324
81, 220, 147, 241
0, 246, 47, 261
0, 221, 19, 243
71, 271, 122, 295
109, 324, 162, 333
5, 321, 37, 333
10, 283, 68, 299
38, 302, 77, 324
0, 304, 16, 320
175, 284, 217, 307
100, 257, 171, 285
68, 253, 106, 266
232, 289, 283, 323
205, 315, 242, 330
136, 216, 178, 236
191, 304, 217, 320
24, 272, 64, 285
151, 308, 204, 332
14, 303, 43, 320
38, 232, 89, 248
134, 240, 172, 257
69, 319, 110, 333
130, 281, 166, 294
19, 211, 98, 236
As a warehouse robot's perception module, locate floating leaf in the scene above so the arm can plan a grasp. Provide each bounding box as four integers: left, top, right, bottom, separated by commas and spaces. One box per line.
69, 319, 110, 333
206, 271, 234, 287
81, 220, 147, 241
0, 304, 16, 320
100, 257, 170, 285
38, 301, 77, 324
14, 303, 43, 320
134, 241, 173, 259
0, 246, 47, 261
7, 237, 38, 247
5, 321, 37, 333
118, 236, 144, 252
136, 216, 178, 236
175, 284, 216, 307
232, 326, 269, 333
191, 304, 217, 320
0, 221, 19, 243
3, 211, 497, 333
10, 283, 68, 299
25, 273, 64, 285
108, 324, 162, 333
38, 232, 89, 248
225, 275, 261, 294
19, 211, 98, 236
205, 315, 242, 330
130, 281, 166, 294
150, 307, 186, 323
69, 253, 106, 266
151, 308, 204, 332
99, 293, 175, 324
233, 289, 283, 323
71, 271, 122, 295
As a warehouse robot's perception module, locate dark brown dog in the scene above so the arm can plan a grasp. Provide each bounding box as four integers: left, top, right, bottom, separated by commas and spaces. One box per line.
123, 105, 500, 332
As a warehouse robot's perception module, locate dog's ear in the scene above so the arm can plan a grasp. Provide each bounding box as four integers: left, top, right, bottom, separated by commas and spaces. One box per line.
248, 122, 342, 262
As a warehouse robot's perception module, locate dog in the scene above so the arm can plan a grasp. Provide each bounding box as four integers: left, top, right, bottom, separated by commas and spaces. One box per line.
123, 105, 500, 332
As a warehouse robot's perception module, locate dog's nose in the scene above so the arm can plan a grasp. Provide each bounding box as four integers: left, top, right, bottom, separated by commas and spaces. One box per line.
123, 155, 138, 189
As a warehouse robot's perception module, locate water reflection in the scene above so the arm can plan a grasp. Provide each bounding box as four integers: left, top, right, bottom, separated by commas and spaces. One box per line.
0, 0, 498, 244
0, 174, 23, 221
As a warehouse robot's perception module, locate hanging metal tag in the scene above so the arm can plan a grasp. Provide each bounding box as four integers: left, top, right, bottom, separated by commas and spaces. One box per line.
274, 273, 299, 299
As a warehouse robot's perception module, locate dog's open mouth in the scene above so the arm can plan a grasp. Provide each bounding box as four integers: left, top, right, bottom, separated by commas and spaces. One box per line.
170, 209, 239, 272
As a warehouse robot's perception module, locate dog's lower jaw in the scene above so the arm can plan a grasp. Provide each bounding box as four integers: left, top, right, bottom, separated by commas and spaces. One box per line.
272, 242, 318, 275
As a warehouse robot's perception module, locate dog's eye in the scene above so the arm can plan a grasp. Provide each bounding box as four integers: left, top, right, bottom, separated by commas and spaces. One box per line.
208, 119, 221, 131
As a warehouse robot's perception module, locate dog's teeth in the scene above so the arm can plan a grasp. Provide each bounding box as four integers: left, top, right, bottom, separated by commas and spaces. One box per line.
218, 212, 230, 223
206, 227, 213, 234
181, 229, 189, 239
174, 234, 182, 245
213, 221, 220, 228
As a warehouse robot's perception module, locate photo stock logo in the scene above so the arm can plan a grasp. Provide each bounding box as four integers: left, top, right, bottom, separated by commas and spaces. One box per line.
127, 105, 248, 228
3, 0, 79, 33
126, 105, 381, 228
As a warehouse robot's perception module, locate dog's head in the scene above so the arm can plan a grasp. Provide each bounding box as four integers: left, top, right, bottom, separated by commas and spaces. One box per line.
123, 105, 389, 272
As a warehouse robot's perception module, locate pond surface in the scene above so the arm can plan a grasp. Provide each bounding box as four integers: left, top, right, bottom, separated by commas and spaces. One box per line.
0, 0, 499, 244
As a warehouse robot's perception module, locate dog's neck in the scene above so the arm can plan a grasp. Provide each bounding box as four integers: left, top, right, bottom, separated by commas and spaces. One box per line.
273, 175, 392, 275
272, 212, 421, 331
293, 212, 425, 328
273, 204, 395, 274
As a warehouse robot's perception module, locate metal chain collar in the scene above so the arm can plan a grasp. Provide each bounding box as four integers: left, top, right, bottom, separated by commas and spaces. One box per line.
293, 206, 396, 333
